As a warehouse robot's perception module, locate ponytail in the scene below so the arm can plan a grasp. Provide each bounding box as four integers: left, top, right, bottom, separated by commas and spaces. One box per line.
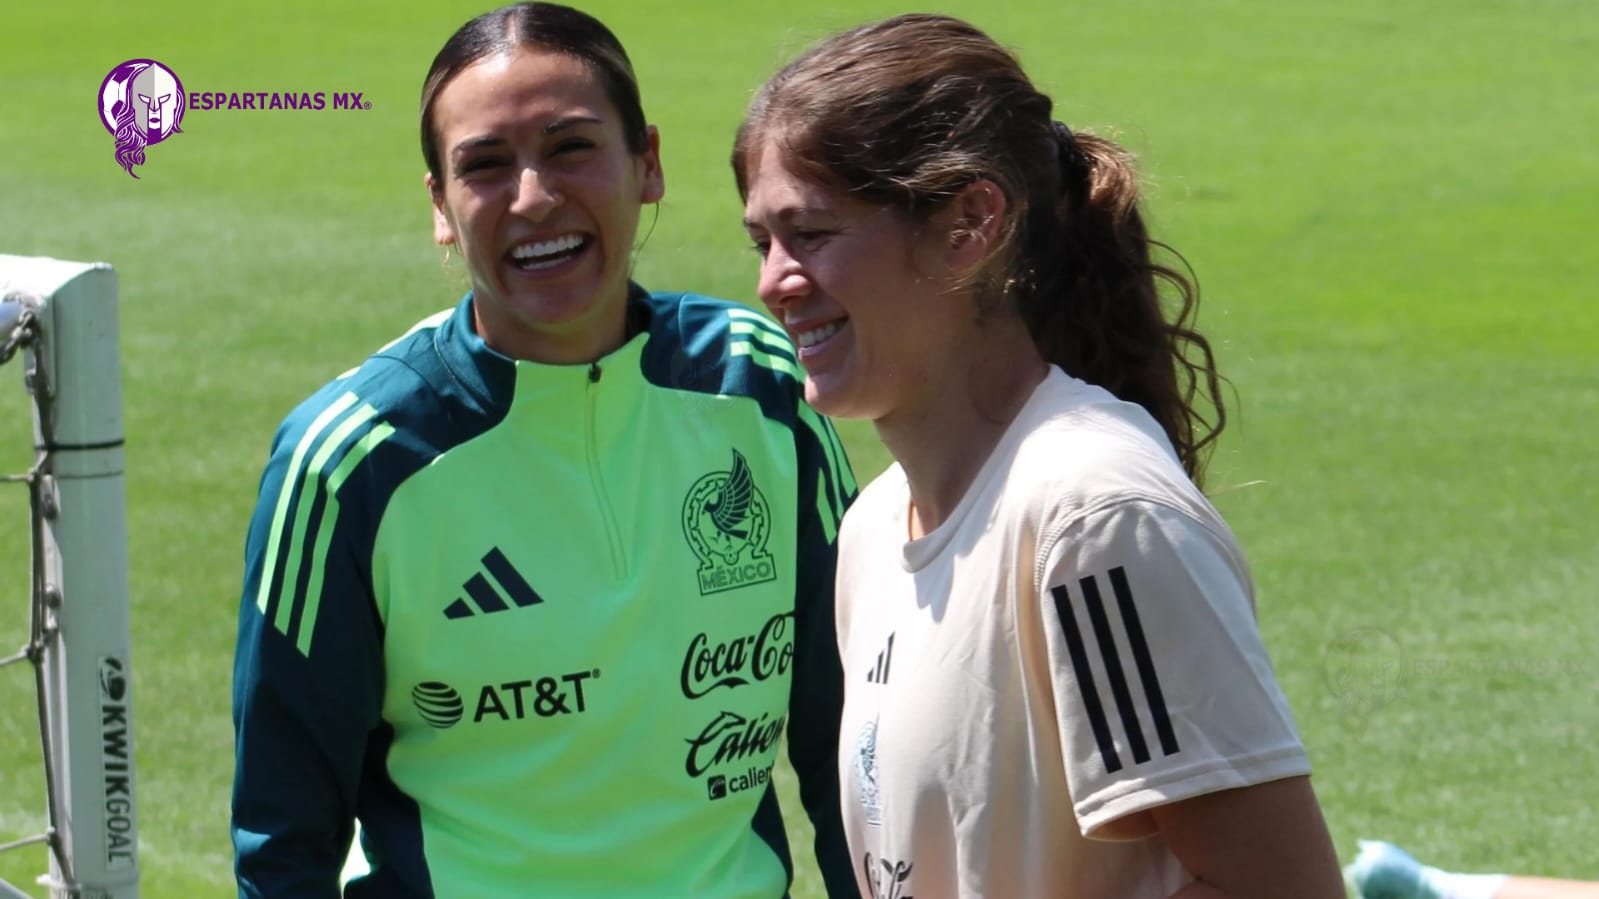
1022, 127, 1226, 484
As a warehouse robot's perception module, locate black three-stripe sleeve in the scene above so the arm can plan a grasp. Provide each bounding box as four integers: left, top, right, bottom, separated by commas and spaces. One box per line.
1042, 497, 1310, 838
1049, 567, 1180, 775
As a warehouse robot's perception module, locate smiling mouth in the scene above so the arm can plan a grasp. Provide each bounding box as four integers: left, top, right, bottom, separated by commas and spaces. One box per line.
796, 320, 844, 349
506, 234, 589, 272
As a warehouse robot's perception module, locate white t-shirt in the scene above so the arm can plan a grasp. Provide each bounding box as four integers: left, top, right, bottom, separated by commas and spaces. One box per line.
835, 367, 1309, 899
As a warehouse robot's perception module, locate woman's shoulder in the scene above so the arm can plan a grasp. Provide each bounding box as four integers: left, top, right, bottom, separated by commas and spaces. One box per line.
1008, 370, 1214, 529
646, 292, 793, 356
269, 300, 492, 453
639, 289, 803, 406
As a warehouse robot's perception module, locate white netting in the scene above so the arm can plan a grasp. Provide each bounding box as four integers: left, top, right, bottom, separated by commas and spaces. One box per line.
0, 296, 60, 897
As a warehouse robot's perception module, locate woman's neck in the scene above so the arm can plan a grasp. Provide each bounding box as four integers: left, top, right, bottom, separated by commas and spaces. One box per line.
876, 320, 1048, 539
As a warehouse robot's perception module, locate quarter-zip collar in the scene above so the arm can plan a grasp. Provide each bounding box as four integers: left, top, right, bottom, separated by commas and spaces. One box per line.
434, 282, 656, 409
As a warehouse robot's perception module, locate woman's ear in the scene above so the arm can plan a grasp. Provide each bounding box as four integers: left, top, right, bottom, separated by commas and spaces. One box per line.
638, 125, 665, 204
946, 178, 1006, 273
426, 172, 455, 246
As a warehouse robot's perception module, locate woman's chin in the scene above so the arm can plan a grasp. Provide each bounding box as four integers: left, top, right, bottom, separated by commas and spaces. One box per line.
802, 372, 871, 421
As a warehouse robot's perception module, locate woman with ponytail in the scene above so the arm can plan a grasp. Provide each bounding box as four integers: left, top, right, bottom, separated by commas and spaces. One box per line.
735, 14, 1343, 899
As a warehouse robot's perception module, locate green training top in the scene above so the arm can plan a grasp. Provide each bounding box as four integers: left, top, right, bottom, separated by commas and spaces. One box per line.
232, 286, 857, 898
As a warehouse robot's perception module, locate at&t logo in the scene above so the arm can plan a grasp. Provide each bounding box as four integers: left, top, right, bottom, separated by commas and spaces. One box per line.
411, 670, 600, 730
411, 682, 465, 728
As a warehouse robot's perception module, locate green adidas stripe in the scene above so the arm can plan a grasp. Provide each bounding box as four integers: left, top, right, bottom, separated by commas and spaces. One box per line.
729, 322, 798, 364
297, 422, 396, 657
728, 311, 854, 494
729, 309, 852, 536
728, 317, 792, 348
730, 338, 802, 380
256, 392, 359, 615
821, 413, 857, 495
812, 482, 838, 545
796, 403, 846, 543
726, 307, 787, 342
273, 401, 382, 637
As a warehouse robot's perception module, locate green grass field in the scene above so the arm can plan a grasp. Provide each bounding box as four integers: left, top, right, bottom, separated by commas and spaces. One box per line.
2, 0, 1595, 895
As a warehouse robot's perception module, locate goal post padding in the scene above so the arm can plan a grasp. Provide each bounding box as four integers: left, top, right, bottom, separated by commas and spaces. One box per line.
1, 255, 138, 898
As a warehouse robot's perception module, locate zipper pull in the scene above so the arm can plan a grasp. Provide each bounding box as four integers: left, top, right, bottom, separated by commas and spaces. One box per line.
588, 361, 602, 383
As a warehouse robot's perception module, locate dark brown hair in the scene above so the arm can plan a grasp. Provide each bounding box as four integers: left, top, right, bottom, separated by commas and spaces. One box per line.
420, 2, 649, 184
732, 14, 1226, 483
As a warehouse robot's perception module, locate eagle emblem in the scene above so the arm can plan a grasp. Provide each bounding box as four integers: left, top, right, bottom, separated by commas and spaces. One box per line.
682, 450, 776, 595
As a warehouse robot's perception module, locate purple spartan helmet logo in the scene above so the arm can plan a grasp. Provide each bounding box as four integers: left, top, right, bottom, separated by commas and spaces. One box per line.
98, 59, 186, 179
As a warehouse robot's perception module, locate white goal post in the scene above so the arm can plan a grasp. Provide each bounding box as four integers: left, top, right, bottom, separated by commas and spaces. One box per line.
0, 256, 138, 899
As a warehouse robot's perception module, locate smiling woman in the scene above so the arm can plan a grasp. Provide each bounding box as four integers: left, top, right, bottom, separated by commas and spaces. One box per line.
421, 29, 661, 364
735, 13, 1346, 899
228, 4, 857, 899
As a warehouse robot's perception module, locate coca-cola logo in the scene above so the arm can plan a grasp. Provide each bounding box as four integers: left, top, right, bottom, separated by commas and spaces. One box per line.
679, 612, 794, 699
684, 710, 787, 777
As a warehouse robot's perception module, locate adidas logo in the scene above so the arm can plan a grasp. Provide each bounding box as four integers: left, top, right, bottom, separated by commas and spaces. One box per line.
866, 632, 895, 684
443, 547, 544, 619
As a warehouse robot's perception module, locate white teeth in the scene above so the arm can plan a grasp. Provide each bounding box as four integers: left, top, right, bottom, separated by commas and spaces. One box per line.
797, 321, 843, 348
510, 234, 584, 261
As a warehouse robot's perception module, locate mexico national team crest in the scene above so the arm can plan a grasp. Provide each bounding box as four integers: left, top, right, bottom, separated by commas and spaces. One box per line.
682, 449, 776, 595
